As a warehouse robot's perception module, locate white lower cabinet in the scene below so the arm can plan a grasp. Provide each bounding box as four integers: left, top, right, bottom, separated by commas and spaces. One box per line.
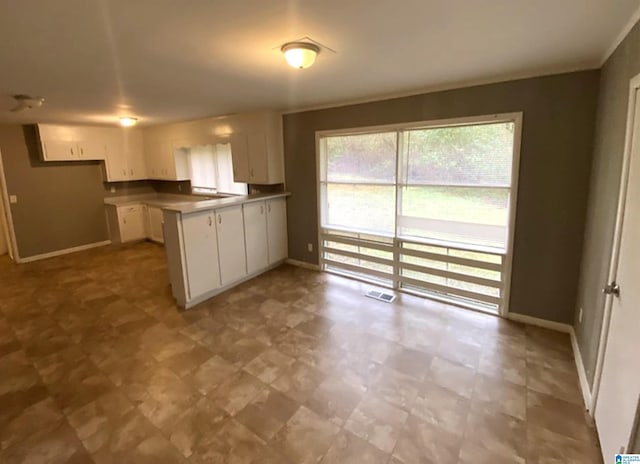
182, 210, 221, 299
165, 195, 288, 308
117, 205, 146, 243
147, 206, 164, 243
243, 201, 269, 274
266, 197, 288, 264
216, 205, 248, 286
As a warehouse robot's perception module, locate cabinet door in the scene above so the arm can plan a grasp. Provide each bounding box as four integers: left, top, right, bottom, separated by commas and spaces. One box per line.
216, 206, 247, 286
266, 198, 288, 264
77, 140, 107, 160
125, 130, 146, 179
149, 207, 165, 243
182, 211, 221, 299
119, 206, 146, 242
248, 133, 269, 183
105, 137, 128, 181
144, 139, 165, 179
243, 201, 269, 274
42, 140, 78, 161
230, 134, 250, 183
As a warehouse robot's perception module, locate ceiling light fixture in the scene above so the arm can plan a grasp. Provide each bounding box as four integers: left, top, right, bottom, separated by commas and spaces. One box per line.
119, 117, 138, 127
281, 42, 320, 69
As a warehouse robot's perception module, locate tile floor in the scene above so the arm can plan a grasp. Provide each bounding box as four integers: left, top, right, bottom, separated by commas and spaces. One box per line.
0, 242, 602, 463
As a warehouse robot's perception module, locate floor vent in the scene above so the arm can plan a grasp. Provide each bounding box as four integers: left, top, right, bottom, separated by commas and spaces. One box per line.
365, 289, 396, 303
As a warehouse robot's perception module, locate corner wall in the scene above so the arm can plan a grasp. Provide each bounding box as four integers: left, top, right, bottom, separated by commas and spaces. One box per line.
574, 19, 640, 386
0, 125, 109, 259
283, 71, 600, 324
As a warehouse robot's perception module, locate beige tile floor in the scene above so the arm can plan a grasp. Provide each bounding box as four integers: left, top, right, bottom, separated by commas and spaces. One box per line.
0, 242, 602, 463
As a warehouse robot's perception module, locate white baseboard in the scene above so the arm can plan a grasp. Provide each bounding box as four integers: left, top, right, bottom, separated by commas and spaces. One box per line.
506, 311, 593, 414
286, 258, 321, 271
17, 240, 111, 263
505, 311, 572, 333
570, 327, 594, 414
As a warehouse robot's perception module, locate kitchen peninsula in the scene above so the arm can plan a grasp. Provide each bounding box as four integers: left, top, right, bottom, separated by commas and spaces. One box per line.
162, 192, 288, 308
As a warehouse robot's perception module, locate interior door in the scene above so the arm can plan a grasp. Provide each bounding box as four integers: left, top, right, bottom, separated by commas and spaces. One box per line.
595, 86, 640, 458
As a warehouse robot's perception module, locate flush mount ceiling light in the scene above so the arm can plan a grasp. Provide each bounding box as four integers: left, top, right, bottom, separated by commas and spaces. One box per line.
281, 42, 321, 69
10, 94, 45, 112
119, 117, 137, 127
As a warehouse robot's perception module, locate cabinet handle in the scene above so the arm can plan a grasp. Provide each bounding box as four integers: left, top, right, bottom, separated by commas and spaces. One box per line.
250, 168, 254, 177
70, 147, 74, 156
123, 169, 127, 176
123, 218, 127, 224
268, 203, 271, 213
217, 215, 222, 224
80, 147, 84, 156
260, 205, 264, 214
208, 216, 212, 226
130, 169, 133, 175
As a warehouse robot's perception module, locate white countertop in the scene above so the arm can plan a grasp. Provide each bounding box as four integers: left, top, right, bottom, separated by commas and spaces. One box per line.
104, 192, 289, 213
162, 192, 290, 214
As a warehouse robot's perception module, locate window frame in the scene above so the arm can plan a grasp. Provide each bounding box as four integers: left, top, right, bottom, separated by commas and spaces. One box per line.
315, 112, 523, 317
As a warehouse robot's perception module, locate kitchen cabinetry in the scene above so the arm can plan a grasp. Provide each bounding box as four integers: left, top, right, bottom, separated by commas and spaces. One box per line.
106, 204, 146, 243
163, 194, 288, 308
104, 129, 146, 181
266, 197, 288, 263
230, 130, 284, 185
181, 210, 221, 299
216, 206, 247, 286
144, 138, 190, 180
243, 201, 269, 274
38, 124, 108, 161
147, 206, 164, 243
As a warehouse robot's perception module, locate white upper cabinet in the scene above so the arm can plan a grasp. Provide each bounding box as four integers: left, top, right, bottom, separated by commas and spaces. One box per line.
230, 134, 250, 182
266, 197, 288, 264
243, 201, 269, 274
231, 131, 284, 185
38, 124, 108, 161
229, 113, 285, 185
143, 137, 190, 181
104, 128, 146, 181
216, 205, 248, 286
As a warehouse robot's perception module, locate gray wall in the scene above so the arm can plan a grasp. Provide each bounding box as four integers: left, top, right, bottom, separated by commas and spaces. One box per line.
575, 20, 640, 385
283, 71, 600, 323
0, 124, 110, 258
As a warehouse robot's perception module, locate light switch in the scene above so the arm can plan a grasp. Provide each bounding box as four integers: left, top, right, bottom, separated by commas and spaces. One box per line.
9, 195, 17, 204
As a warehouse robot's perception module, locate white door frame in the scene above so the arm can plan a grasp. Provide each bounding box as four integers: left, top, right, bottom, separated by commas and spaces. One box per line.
0, 148, 19, 261
591, 72, 640, 413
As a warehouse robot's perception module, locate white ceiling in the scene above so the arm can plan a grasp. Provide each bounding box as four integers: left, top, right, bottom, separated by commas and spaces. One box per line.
0, 0, 638, 125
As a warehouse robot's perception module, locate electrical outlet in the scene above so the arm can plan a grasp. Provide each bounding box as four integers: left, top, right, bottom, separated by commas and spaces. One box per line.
578, 307, 583, 324
307, 243, 313, 252
110, 186, 116, 193
9, 195, 17, 204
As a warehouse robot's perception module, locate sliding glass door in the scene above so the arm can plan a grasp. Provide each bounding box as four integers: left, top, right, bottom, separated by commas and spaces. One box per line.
318, 114, 521, 314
